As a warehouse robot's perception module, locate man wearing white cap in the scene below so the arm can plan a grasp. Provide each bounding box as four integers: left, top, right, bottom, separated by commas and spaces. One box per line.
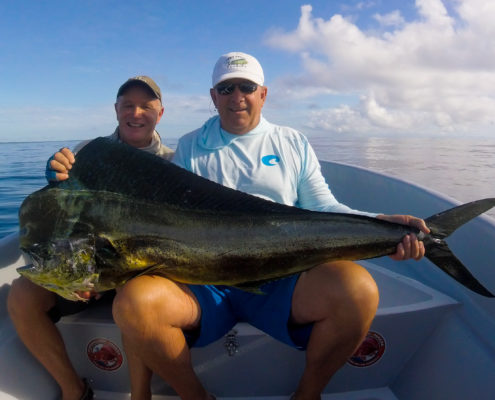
113, 52, 429, 399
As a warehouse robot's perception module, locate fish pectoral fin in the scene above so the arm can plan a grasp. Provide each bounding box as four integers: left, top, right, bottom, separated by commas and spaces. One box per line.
133, 263, 167, 279
233, 274, 299, 294
232, 282, 266, 295
232, 276, 286, 294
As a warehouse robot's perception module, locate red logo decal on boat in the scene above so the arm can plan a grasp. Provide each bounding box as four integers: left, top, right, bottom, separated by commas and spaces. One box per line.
347, 331, 385, 367
87, 338, 123, 371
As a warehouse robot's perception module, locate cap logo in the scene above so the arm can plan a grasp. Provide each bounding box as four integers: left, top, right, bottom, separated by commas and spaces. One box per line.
226, 57, 248, 68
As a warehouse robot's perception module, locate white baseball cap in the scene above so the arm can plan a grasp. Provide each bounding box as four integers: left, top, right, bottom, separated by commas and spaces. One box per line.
212, 52, 264, 87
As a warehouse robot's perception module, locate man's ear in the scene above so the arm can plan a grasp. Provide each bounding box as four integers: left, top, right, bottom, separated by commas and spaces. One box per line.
260, 86, 268, 105
210, 88, 217, 107
156, 106, 165, 124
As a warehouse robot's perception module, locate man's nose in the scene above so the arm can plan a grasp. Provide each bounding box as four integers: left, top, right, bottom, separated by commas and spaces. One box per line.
230, 86, 245, 100
130, 106, 144, 116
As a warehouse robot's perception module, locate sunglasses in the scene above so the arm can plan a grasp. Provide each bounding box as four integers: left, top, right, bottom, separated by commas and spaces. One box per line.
215, 82, 259, 95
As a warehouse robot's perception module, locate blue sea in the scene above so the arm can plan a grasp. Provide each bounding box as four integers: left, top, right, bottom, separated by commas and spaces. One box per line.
1, 136, 494, 239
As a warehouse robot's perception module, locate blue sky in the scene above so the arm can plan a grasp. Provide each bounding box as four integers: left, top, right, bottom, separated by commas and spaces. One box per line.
1, 0, 494, 142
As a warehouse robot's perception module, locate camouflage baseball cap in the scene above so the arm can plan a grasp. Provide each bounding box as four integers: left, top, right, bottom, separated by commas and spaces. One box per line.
117, 76, 162, 102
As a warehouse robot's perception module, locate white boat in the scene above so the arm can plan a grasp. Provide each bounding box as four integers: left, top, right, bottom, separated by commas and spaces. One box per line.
1, 160, 494, 400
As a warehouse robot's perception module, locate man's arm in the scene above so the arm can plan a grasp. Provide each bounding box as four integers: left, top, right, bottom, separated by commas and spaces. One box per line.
296, 135, 428, 260
295, 137, 376, 216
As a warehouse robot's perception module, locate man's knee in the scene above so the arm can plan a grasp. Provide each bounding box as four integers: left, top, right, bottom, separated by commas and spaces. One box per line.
7, 277, 55, 319
322, 261, 379, 314
112, 276, 200, 335
112, 277, 157, 331
292, 261, 379, 324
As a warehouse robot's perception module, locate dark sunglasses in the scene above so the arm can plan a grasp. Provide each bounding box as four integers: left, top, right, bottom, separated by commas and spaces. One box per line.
215, 82, 259, 95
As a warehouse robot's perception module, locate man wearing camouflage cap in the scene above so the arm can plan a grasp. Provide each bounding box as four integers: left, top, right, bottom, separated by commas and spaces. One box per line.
45, 75, 173, 181
8, 75, 173, 400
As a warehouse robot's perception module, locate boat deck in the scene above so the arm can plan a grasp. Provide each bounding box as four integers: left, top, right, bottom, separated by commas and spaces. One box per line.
92, 386, 399, 400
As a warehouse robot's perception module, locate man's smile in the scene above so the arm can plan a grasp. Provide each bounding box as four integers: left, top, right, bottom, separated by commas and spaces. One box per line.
127, 122, 145, 128
229, 107, 247, 113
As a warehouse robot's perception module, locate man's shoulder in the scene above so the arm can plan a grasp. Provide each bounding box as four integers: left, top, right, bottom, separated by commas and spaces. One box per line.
155, 145, 174, 160
73, 139, 93, 154
180, 127, 202, 139
73, 132, 117, 154
268, 121, 309, 145
176, 126, 202, 146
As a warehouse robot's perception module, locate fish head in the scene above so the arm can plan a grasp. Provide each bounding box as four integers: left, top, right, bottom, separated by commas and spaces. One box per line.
17, 236, 100, 301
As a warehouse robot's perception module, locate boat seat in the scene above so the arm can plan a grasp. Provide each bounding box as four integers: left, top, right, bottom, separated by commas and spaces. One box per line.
55, 260, 459, 397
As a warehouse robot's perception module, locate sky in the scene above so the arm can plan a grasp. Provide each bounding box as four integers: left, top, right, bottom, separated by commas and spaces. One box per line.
1, 0, 495, 143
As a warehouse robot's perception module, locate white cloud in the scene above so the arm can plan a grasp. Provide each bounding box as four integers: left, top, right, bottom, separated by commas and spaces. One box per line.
341, 1, 377, 13
373, 10, 405, 27
265, 0, 495, 135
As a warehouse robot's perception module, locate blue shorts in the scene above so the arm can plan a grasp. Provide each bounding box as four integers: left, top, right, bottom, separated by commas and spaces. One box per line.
186, 274, 312, 350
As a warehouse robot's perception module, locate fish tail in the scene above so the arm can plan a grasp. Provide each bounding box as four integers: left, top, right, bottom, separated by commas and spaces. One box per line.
423, 198, 495, 298
425, 198, 495, 239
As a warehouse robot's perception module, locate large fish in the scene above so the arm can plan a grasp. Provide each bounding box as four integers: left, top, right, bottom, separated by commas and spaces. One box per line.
17, 138, 495, 300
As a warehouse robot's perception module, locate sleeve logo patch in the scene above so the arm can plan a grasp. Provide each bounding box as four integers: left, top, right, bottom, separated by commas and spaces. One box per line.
261, 155, 280, 166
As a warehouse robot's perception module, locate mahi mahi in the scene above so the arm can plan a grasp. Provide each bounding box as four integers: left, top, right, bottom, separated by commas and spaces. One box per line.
17, 137, 495, 300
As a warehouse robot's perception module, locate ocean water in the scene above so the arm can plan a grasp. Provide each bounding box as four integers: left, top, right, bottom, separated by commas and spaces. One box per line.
311, 135, 495, 206
0, 136, 494, 239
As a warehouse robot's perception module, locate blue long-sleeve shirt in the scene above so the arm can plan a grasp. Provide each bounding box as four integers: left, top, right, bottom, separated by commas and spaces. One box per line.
173, 116, 376, 217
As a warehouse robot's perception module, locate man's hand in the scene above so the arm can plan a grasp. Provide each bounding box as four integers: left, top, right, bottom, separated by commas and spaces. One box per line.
45, 148, 75, 182
376, 214, 430, 261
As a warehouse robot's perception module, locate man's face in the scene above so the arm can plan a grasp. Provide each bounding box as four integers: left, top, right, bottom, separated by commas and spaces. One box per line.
210, 78, 267, 135
114, 85, 164, 147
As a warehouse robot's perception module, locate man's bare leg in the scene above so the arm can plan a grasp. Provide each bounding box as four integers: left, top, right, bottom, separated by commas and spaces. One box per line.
290, 261, 379, 400
112, 287, 153, 400
120, 334, 153, 400
112, 275, 212, 400
7, 277, 86, 400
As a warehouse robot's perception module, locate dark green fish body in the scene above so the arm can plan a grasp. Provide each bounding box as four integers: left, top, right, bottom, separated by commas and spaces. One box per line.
18, 138, 495, 300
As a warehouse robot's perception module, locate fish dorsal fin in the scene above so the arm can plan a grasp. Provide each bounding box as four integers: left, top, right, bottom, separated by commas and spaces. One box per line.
54, 137, 310, 216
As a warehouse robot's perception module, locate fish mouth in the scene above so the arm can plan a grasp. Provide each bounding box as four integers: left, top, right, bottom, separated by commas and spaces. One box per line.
17, 263, 38, 276
17, 263, 97, 301
18, 238, 100, 301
